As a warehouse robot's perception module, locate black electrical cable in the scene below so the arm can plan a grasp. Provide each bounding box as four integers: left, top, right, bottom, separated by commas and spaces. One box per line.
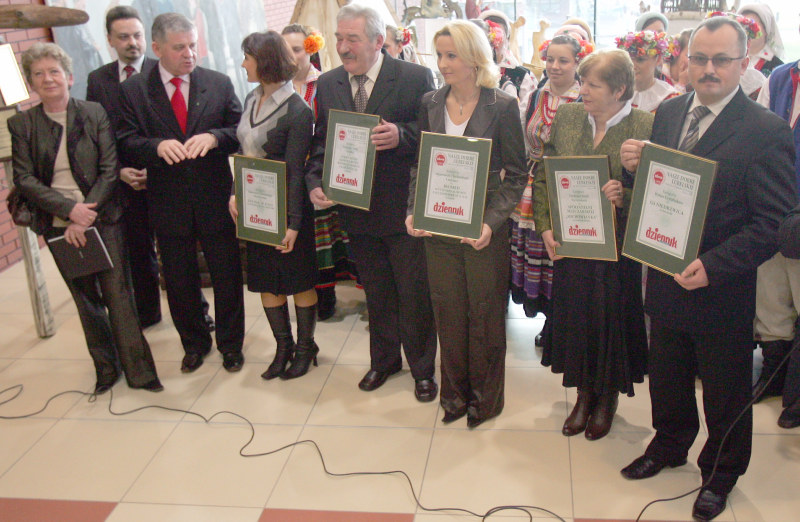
0, 383, 567, 522
634, 342, 798, 521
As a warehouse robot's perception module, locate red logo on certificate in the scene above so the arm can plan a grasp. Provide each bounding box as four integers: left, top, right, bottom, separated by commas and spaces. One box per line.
246, 173, 254, 184
654, 171, 664, 185
560, 177, 570, 189
435, 153, 446, 166
338, 129, 346, 141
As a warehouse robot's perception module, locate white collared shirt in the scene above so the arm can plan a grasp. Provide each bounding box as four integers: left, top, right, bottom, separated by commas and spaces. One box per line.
587, 100, 633, 139
678, 88, 739, 145
117, 55, 145, 82
348, 52, 384, 100
159, 62, 190, 109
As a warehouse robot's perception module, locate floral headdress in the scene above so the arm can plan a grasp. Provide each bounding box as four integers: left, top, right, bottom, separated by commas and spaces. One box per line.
395, 26, 412, 46
705, 11, 762, 40
304, 31, 325, 55
486, 20, 505, 50
615, 30, 672, 58
662, 37, 682, 64
539, 38, 595, 62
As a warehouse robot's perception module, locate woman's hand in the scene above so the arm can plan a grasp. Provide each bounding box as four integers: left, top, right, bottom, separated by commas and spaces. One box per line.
541, 229, 564, 261
620, 139, 645, 172
68, 202, 98, 227
277, 228, 298, 254
64, 223, 88, 248
602, 179, 625, 208
405, 215, 432, 238
228, 196, 238, 222
461, 223, 492, 251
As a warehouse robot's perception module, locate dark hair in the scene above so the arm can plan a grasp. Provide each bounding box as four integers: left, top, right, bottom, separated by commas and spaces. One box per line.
105, 5, 141, 35
242, 31, 298, 84
281, 24, 322, 71
549, 34, 581, 58
689, 16, 748, 57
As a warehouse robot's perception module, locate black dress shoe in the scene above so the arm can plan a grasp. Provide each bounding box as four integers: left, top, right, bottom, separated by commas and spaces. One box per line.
222, 352, 244, 372
534, 333, 544, 347
358, 368, 400, 391
620, 454, 687, 480
204, 314, 216, 332
778, 398, 800, 429
692, 488, 728, 521
133, 379, 164, 392
181, 347, 211, 373
441, 410, 467, 424
414, 378, 438, 402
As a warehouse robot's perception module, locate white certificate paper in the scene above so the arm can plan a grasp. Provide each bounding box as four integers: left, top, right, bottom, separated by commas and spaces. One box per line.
423, 147, 479, 224
635, 161, 700, 259
555, 171, 605, 245
242, 168, 279, 234
328, 123, 369, 194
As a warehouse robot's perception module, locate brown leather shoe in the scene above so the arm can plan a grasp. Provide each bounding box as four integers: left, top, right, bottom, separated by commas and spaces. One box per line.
562, 389, 596, 436
585, 391, 618, 440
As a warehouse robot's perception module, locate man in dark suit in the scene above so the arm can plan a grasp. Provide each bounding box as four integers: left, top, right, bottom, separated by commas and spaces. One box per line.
306, 4, 438, 402
87, 6, 213, 331
116, 13, 245, 374
619, 17, 797, 521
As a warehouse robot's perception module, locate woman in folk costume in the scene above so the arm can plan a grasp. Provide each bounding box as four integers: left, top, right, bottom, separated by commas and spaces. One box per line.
616, 30, 680, 113
282, 24, 358, 321
510, 35, 592, 340
739, 4, 784, 78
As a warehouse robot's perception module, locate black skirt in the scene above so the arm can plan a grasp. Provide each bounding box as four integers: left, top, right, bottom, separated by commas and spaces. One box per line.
541, 255, 647, 396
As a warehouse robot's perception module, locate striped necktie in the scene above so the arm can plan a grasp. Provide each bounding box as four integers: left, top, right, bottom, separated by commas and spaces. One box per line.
679, 105, 711, 152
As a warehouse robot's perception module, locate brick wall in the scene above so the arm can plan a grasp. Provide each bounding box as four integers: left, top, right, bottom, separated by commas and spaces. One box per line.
0, 0, 50, 272
266, 0, 296, 31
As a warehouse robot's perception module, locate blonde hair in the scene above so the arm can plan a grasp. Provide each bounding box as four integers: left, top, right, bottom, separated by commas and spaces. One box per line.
434, 20, 499, 89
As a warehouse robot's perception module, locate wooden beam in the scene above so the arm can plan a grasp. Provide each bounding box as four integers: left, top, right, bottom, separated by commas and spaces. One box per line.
0, 5, 88, 29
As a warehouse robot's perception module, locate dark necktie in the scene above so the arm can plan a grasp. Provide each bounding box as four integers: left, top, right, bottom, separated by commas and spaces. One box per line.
170, 77, 187, 134
123, 65, 135, 80
679, 105, 711, 152
353, 74, 368, 113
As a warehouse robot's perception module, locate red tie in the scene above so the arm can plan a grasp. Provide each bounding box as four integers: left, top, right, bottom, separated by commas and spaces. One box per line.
123, 65, 135, 80
170, 77, 187, 134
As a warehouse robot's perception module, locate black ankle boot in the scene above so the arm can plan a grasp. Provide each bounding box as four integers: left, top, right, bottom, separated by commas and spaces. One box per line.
282, 303, 320, 379
262, 303, 295, 380
753, 340, 791, 402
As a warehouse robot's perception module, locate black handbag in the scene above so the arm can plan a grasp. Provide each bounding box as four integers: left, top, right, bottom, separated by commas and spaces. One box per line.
7, 186, 34, 227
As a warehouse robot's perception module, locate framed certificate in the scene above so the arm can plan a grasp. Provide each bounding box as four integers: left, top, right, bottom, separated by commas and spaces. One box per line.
0, 105, 18, 162
321, 109, 379, 210
622, 142, 717, 275
412, 131, 492, 240
232, 155, 287, 247
544, 156, 618, 261
0, 44, 29, 106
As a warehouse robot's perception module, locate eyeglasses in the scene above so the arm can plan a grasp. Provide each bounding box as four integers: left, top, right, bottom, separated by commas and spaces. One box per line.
687, 55, 745, 68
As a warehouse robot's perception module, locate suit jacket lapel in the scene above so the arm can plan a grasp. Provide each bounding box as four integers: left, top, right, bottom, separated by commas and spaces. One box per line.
691, 88, 746, 157
463, 87, 497, 138
665, 93, 693, 148
333, 67, 356, 112
186, 69, 209, 136
365, 53, 396, 114
147, 64, 185, 138
426, 86, 448, 133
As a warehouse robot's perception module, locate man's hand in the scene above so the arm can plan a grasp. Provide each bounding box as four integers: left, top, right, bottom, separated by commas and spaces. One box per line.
674, 258, 709, 290
621, 139, 646, 173
64, 223, 88, 247
185, 133, 218, 159
310, 187, 334, 208
157, 139, 189, 165
461, 223, 493, 250
120, 167, 147, 190
68, 202, 98, 227
371, 119, 399, 150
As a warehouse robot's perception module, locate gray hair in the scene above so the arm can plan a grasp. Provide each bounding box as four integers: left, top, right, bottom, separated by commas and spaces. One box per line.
689, 16, 748, 58
337, 4, 385, 42
21, 42, 72, 84
151, 12, 195, 43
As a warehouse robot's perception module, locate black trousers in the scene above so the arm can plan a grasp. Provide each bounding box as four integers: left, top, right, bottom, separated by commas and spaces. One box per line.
121, 189, 161, 326
348, 232, 436, 380
47, 222, 159, 386
423, 223, 509, 421
156, 222, 244, 356
645, 319, 753, 494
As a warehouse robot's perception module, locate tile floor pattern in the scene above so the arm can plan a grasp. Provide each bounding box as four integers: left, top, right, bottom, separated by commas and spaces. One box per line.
0, 250, 798, 522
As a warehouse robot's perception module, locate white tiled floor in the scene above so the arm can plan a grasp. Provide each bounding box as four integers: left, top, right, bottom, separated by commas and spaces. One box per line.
0, 249, 799, 522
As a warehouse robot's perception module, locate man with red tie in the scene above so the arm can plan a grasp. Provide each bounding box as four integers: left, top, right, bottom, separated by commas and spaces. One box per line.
117, 12, 245, 374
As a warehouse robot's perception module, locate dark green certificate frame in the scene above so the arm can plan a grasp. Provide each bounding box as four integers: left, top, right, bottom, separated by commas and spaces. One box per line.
544, 155, 618, 261
233, 155, 287, 247
412, 131, 492, 240
622, 142, 717, 275
321, 109, 380, 210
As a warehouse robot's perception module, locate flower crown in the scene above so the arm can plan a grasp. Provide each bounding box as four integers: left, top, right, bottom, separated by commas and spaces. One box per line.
486, 20, 505, 50
662, 37, 682, 64
705, 11, 762, 40
303, 32, 325, 55
538, 38, 595, 62
615, 30, 672, 58
396, 26, 412, 47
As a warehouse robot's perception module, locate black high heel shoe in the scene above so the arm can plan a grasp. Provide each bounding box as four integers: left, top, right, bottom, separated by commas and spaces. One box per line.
261, 340, 295, 380
281, 342, 319, 379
